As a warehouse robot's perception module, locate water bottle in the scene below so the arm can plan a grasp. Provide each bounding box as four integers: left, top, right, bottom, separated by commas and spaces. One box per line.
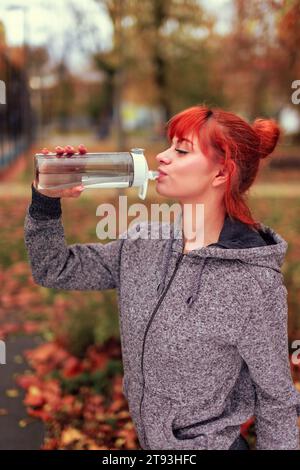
34, 148, 159, 200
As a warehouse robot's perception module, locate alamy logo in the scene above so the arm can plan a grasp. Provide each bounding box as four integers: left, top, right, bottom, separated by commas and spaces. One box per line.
0, 340, 6, 364
94, 198, 205, 246
0, 80, 6, 105
291, 80, 300, 105
291, 340, 300, 365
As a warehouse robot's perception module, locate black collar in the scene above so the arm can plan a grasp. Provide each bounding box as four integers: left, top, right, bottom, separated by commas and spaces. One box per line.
207, 214, 274, 249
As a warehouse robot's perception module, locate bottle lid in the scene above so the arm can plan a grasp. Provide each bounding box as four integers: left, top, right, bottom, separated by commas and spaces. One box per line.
130, 151, 159, 199
130, 148, 144, 154
130, 148, 149, 200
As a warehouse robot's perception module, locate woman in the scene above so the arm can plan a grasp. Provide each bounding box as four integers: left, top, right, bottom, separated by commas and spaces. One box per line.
24, 105, 300, 450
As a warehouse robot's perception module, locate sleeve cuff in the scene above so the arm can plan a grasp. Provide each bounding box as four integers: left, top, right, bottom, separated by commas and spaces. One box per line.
28, 182, 62, 220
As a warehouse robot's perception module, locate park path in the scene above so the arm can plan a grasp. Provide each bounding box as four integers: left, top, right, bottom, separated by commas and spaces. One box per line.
0, 334, 45, 449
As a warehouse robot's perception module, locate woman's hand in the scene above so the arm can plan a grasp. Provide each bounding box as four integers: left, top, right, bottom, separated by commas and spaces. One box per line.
33, 143, 88, 198
32, 180, 84, 198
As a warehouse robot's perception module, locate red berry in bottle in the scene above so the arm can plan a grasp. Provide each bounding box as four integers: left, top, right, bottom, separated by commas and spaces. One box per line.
64, 145, 75, 157
55, 146, 64, 157
78, 144, 87, 155
41, 148, 49, 155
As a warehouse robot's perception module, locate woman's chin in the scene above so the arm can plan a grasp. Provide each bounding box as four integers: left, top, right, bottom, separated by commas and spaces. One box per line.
155, 184, 171, 197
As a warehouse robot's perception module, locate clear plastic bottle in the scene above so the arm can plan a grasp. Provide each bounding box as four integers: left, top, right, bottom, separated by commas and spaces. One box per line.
34, 148, 159, 200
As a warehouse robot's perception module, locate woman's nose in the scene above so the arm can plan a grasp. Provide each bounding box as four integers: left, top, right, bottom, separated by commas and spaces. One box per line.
155, 150, 171, 164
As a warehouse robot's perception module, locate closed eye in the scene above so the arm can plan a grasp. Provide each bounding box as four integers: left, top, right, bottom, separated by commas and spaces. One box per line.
175, 148, 188, 154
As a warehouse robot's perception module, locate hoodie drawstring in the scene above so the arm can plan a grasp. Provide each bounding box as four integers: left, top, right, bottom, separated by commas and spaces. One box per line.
185, 258, 208, 308
156, 216, 208, 307
156, 238, 175, 297
156, 215, 182, 297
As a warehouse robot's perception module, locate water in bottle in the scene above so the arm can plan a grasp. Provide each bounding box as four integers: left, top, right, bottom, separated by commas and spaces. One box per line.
34, 148, 159, 200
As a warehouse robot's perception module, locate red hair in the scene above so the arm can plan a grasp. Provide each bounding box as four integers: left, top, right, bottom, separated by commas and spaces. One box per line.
166, 105, 281, 230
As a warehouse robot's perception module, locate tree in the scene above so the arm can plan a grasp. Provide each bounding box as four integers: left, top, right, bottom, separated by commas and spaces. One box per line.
131, 0, 221, 132
73, 0, 222, 140
218, 0, 300, 120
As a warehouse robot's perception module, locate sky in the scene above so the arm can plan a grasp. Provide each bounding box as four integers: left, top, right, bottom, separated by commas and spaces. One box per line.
0, 0, 113, 72
0, 0, 232, 73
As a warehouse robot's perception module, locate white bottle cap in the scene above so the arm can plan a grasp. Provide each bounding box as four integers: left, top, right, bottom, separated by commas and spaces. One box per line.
130, 148, 151, 200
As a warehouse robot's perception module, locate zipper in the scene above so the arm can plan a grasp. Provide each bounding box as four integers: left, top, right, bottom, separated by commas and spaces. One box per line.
139, 251, 184, 448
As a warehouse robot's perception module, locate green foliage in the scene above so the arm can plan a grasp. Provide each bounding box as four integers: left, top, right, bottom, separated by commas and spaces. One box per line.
61, 291, 120, 358
94, 293, 120, 345
57, 358, 123, 395
64, 308, 98, 358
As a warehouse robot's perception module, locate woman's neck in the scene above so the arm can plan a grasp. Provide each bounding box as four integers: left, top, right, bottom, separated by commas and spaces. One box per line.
179, 200, 226, 252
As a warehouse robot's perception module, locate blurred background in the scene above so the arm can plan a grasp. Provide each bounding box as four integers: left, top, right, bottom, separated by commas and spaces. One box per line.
0, 0, 300, 450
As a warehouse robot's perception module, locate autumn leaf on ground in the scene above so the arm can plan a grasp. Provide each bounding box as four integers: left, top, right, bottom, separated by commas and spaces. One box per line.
6, 389, 19, 398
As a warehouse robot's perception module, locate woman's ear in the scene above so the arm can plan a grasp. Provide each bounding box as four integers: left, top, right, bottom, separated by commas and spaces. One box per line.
212, 166, 229, 187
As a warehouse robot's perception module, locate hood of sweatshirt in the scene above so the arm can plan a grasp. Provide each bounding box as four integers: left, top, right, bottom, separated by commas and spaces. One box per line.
157, 212, 288, 308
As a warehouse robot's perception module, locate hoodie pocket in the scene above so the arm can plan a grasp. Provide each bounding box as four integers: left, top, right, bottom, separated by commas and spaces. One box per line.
162, 399, 208, 450
142, 389, 208, 450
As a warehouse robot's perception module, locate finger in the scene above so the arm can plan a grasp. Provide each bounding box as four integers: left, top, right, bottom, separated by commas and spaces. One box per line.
60, 188, 73, 198
74, 185, 85, 193
69, 186, 84, 197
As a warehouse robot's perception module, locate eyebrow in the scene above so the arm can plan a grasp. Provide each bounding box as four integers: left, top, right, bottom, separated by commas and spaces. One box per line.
172, 137, 194, 147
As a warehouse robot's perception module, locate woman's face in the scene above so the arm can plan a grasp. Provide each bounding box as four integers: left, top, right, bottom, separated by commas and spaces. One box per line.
155, 132, 226, 202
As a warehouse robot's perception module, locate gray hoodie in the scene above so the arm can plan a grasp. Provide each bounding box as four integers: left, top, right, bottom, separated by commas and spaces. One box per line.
24, 184, 300, 450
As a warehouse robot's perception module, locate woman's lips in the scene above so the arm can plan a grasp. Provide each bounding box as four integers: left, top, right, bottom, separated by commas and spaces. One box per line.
157, 170, 167, 180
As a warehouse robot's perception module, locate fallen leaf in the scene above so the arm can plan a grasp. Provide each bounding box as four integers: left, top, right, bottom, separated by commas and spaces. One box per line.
19, 419, 28, 428
6, 389, 19, 398
14, 355, 24, 364
61, 427, 85, 446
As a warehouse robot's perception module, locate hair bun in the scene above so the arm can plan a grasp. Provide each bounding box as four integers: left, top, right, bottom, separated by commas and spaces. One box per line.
252, 118, 281, 159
